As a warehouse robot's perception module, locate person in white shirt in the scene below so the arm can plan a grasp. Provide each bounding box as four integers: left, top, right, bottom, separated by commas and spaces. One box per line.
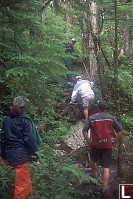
70, 76, 95, 121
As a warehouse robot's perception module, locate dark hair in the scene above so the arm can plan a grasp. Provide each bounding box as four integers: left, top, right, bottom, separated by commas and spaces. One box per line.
97, 100, 107, 111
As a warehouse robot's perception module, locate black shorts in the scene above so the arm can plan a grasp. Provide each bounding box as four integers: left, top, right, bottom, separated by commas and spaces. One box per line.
90, 147, 112, 168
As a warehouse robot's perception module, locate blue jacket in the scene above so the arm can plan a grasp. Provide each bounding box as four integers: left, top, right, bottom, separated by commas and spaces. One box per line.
1, 109, 38, 166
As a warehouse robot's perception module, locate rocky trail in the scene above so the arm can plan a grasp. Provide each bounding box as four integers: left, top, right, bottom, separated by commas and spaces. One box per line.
57, 118, 133, 199
56, 66, 133, 199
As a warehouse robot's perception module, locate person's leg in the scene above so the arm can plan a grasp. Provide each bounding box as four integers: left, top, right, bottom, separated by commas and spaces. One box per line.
14, 162, 32, 199
100, 149, 112, 192
87, 95, 95, 117
103, 168, 110, 187
82, 95, 94, 121
84, 106, 89, 121
90, 148, 100, 178
90, 158, 97, 177
101, 168, 109, 197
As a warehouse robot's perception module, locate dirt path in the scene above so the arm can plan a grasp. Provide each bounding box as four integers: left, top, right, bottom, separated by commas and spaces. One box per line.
65, 121, 86, 149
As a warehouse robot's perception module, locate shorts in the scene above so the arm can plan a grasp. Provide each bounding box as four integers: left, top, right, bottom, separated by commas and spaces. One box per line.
90, 147, 112, 168
82, 95, 94, 107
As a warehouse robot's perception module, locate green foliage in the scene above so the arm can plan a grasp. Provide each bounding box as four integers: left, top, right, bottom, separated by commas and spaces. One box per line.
30, 150, 92, 199
0, 164, 14, 199
121, 115, 133, 130
119, 69, 133, 100
123, 131, 133, 151
112, 147, 118, 162
0, 0, 68, 118
0, 0, 132, 198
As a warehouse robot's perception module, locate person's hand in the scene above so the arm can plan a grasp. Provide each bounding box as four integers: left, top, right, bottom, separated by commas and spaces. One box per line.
36, 161, 40, 167
2, 159, 8, 166
112, 140, 116, 146
88, 140, 92, 146
36, 161, 41, 172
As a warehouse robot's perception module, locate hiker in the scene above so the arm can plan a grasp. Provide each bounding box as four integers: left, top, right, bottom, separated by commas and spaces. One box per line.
70, 76, 95, 121
82, 100, 124, 196
65, 38, 77, 83
1, 96, 42, 199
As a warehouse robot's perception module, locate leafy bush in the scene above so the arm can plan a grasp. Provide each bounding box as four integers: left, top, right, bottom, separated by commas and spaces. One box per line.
0, 163, 15, 199
30, 151, 98, 199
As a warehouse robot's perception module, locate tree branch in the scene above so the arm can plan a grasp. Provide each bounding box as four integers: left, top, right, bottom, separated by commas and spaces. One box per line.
42, 0, 53, 11
101, 47, 111, 67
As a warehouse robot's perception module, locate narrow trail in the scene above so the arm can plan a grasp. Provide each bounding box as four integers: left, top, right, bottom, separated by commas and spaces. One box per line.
66, 121, 86, 150
63, 119, 133, 199
61, 65, 133, 199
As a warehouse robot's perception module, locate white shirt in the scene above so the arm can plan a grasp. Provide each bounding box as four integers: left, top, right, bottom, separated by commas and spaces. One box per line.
71, 79, 94, 103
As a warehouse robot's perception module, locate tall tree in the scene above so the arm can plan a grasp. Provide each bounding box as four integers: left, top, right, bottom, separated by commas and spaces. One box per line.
79, 0, 99, 81
89, 0, 99, 82
123, 1, 132, 61
40, 0, 53, 23
0, 0, 66, 115
65, 0, 72, 30
114, 0, 123, 177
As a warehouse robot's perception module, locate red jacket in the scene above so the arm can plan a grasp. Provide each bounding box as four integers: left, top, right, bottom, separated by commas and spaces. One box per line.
82, 111, 123, 149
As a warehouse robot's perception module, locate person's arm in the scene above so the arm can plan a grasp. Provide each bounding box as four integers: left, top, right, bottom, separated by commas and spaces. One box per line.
83, 131, 91, 145
87, 80, 94, 89
82, 119, 92, 145
112, 118, 124, 144
70, 84, 79, 103
22, 119, 38, 156
112, 130, 124, 144
2, 159, 8, 166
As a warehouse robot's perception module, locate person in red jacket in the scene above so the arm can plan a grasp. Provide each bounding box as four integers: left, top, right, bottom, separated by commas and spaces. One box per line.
1, 96, 42, 199
82, 100, 124, 195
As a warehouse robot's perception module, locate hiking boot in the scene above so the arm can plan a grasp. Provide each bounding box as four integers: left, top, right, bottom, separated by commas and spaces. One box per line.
101, 187, 109, 199
81, 119, 86, 123
102, 190, 108, 199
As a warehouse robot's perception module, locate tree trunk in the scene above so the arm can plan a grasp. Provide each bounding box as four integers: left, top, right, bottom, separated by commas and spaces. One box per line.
89, 0, 99, 82
41, 0, 46, 23
80, 0, 99, 82
114, 0, 123, 177
65, 0, 71, 30
80, 0, 90, 77
123, 14, 132, 61
40, 0, 53, 23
